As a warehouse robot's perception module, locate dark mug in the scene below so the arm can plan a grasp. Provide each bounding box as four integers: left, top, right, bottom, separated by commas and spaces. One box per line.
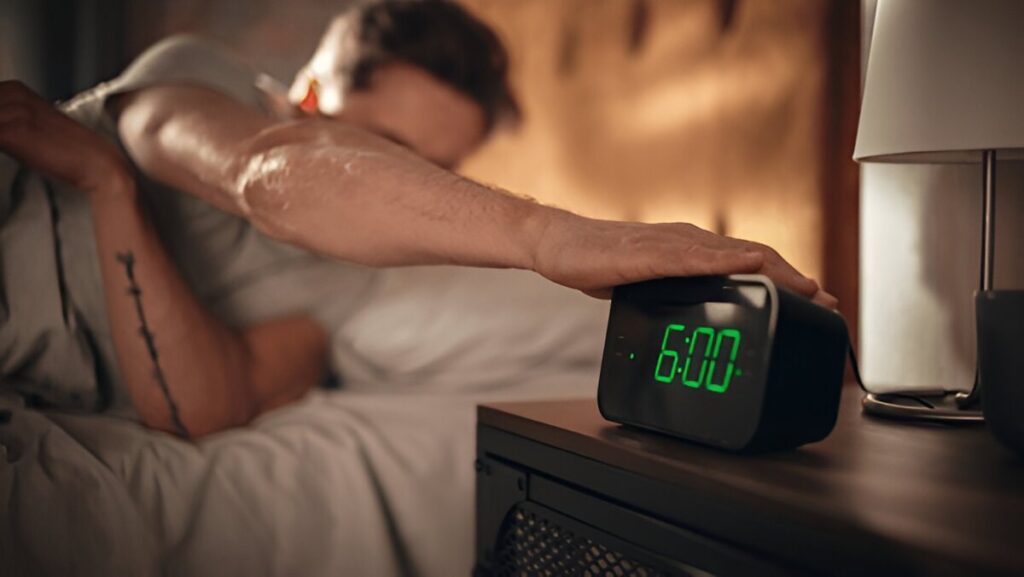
978, 290, 1024, 455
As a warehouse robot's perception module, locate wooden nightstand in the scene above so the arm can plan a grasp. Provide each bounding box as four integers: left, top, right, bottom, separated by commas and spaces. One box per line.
473, 387, 1024, 577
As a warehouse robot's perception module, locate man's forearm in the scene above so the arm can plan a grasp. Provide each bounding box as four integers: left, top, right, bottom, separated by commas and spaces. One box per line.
89, 177, 256, 437
88, 176, 327, 438
231, 121, 547, 269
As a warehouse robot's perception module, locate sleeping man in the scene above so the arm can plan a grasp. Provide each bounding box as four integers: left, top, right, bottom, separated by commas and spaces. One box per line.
0, 0, 834, 440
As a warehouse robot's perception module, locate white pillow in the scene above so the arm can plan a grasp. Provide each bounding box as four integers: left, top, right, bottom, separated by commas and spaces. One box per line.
329, 266, 609, 392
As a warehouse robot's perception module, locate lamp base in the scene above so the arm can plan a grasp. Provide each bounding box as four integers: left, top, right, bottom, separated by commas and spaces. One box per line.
862, 391, 984, 423
977, 290, 1024, 454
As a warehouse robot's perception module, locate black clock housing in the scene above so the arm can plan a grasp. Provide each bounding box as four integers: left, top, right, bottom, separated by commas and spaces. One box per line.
598, 275, 848, 452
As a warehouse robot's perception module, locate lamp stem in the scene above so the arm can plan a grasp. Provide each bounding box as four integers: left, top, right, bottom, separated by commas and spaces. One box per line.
981, 150, 997, 292
957, 150, 998, 409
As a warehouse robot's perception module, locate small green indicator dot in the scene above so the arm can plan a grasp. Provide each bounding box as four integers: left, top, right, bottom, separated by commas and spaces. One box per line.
677, 368, 682, 373
628, 353, 636, 360
736, 369, 743, 376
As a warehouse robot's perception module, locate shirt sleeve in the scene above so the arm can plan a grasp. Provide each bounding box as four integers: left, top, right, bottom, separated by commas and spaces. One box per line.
67, 34, 266, 125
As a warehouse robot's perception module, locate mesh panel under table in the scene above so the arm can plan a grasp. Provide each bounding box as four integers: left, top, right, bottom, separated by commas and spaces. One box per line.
493, 504, 695, 577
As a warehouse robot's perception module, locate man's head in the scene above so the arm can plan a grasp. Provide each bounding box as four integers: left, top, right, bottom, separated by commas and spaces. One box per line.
289, 0, 519, 169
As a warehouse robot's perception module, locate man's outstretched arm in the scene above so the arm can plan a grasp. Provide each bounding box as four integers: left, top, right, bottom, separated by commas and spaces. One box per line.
116, 84, 834, 305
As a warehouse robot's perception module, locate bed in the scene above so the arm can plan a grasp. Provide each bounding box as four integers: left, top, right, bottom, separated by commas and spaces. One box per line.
0, 266, 608, 577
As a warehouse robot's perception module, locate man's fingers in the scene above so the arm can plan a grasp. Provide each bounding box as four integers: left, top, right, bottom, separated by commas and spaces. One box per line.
753, 249, 817, 295
0, 81, 42, 135
789, 274, 820, 297
0, 80, 34, 105
770, 271, 820, 299
0, 103, 32, 128
672, 246, 764, 277
0, 83, 127, 192
583, 288, 613, 299
755, 255, 818, 297
0, 103, 35, 151
709, 250, 837, 309
811, 290, 839, 310
707, 245, 824, 299
722, 249, 764, 274
645, 246, 764, 281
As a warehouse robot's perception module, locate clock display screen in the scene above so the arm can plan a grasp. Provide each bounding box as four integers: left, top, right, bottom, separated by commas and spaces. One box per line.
598, 278, 773, 447
650, 321, 743, 393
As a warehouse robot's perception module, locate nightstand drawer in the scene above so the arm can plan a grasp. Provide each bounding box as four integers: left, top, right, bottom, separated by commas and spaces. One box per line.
475, 430, 804, 577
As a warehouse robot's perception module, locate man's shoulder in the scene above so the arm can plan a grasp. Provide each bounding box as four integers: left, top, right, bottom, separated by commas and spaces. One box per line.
139, 33, 229, 58
63, 34, 268, 127
123, 34, 254, 82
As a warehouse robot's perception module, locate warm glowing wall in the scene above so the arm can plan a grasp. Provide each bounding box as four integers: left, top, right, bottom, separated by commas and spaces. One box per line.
459, 0, 830, 280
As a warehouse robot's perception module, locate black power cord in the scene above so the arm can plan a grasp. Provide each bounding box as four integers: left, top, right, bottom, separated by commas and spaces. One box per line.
839, 313, 937, 414
847, 336, 936, 409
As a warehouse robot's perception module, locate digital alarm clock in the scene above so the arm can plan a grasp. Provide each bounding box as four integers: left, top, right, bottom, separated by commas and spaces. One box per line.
597, 275, 848, 452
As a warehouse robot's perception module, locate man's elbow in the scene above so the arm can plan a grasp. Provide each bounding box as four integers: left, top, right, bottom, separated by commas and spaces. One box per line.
231, 149, 306, 244
231, 133, 359, 245
191, 400, 254, 439
232, 120, 399, 253
138, 385, 256, 441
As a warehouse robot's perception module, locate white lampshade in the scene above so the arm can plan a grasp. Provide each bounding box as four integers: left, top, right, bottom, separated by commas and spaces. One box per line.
855, 0, 1024, 163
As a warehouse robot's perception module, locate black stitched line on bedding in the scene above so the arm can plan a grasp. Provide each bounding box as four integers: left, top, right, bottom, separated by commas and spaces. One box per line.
43, 183, 71, 326
116, 251, 190, 438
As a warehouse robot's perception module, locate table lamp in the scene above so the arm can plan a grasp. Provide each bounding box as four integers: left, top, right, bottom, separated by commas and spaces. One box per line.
854, 0, 1024, 423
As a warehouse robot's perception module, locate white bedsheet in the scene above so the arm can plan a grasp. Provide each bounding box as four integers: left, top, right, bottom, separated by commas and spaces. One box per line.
1, 370, 598, 577
0, 267, 608, 577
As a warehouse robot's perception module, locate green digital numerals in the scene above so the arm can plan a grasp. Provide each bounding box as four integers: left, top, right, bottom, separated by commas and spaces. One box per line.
654, 324, 685, 383
653, 324, 742, 393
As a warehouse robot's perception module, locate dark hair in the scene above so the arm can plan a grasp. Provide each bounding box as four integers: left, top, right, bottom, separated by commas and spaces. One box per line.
344, 0, 520, 132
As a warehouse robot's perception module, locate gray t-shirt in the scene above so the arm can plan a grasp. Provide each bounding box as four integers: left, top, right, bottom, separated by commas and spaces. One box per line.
0, 36, 376, 415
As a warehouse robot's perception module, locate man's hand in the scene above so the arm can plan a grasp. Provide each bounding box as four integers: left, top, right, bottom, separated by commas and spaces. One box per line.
530, 210, 838, 308
0, 80, 131, 197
